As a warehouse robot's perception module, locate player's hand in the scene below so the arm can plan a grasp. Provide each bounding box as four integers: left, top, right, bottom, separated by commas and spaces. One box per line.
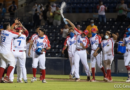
41, 49, 46, 52
93, 51, 98, 57
80, 43, 84, 47
86, 50, 89, 54
62, 50, 64, 54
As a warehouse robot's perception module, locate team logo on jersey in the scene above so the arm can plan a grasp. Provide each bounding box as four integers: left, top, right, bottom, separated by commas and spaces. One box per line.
1, 33, 9, 36
37, 42, 44, 46
102, 42, 109, 48
69, 41, 76, 45
91, 40, 97, 45
18, 37, 25, 40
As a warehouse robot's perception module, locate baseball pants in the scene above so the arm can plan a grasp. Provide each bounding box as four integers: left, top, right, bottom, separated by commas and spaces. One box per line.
0, 52, 15, 69
10, 50, 27, 81
32, 52, 46, 69
74, 50, 91, 78
124, 50, 130, 66
68, 52, 75, 75
91, 50, 103, 68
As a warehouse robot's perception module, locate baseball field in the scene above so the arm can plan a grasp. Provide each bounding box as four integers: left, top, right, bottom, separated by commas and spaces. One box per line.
0, 74, 130, 90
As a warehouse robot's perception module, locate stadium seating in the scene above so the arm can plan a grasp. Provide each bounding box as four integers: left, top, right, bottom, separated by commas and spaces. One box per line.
60, 0, 129, 13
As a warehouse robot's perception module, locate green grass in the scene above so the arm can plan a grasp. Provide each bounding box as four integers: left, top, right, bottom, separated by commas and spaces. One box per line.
0, 74, 130, 90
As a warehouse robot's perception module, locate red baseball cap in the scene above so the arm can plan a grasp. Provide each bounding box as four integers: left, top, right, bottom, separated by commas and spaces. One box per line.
91, 28, 97, 33
83, 30, 89, 35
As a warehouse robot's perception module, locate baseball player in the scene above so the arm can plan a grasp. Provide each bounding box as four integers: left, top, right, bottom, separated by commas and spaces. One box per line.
62, 27, 76, 79
9, 26, 29, 83
123, 32, 130, 82
90, 28, 106, 82
0, 23, 22, 83
93, 31, 117, 82
28, 26, 50, 81
30, 27, 51, 83
65, 19, 91, 82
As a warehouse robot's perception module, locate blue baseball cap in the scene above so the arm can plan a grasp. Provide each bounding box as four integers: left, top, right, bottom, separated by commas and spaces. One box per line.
0, 25, 3, 29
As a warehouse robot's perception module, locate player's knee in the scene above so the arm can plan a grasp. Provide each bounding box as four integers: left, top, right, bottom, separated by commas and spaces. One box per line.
39, 66, 46, 70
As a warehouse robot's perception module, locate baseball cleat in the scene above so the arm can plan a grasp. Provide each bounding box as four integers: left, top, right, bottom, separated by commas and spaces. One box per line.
17, 80, 23, 83
91, 78, 96, 82
72, 75, 76, 79
126, 78, 130, 82
69, 74, 73, 79
24, 80, 28, 83
42, 79, 46, 83
31, 77, 37, 83
75, 78, 80, 82
104, 77, 109, 82
4, 76, 13, 83
87, 76, 90, 81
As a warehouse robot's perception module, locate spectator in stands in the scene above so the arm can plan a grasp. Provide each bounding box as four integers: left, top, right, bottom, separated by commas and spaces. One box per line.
47, 7, 53, 25
86, 20, 98, 38
8, 1, 17, 19
127, 4, 130, 20
0, 3, 6, 20
53, 6, 61, 26
33, 9, 40, 28
61, 24, 69, 42
39, 6, 44, 25
51, 3, 56, 12
32, 2, 37, 15
116, 0, 128, 21
43, 2, 51, 23
97, 2, 107, 23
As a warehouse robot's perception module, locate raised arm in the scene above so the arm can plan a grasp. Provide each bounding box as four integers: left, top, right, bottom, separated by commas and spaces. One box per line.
66, 19, 76, 29
112, 33, 117, 41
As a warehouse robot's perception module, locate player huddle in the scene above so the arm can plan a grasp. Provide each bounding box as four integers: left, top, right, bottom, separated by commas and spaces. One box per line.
0, 18, 50, 83
62, 19, 130, 83
0, 18, 130, 83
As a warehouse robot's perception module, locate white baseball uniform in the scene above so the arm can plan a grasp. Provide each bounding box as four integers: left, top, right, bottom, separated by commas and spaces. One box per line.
64, 35, 76, 75
10, 34, 28, 81
123, 36, 130, 66
30, 34, 49, 59
90, 34, 103, 68
101, 38, 115, 64
32, 35, 50, 69
74, 28, 91, 78
0, 30, 19, 69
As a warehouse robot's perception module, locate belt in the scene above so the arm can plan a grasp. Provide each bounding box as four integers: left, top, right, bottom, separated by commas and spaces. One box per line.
76, 49, 85, 51
13, 50, 24, 52
91, 49, 96, 51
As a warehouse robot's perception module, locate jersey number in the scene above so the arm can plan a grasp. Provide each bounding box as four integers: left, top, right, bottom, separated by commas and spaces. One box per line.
17, 40, 21, 46
1, 36, 6, 42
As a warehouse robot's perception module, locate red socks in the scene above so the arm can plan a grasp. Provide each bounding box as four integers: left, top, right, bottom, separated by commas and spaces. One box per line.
126, 66, 130, 71
0, 67, 5, 79
33, 68, 37, 77
107, 69, 111, 79
101, 67, 106, 77
91, 68, 95, 79
6, 66, 13, 77
41, 70, 46, 80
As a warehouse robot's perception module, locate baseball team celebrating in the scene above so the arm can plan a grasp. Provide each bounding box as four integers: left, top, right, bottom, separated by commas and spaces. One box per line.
0, 18, 129, 84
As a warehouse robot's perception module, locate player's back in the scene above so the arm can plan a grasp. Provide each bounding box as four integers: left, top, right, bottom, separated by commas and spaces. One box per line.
0, 30, 19, 54
13, 34, 27, 51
